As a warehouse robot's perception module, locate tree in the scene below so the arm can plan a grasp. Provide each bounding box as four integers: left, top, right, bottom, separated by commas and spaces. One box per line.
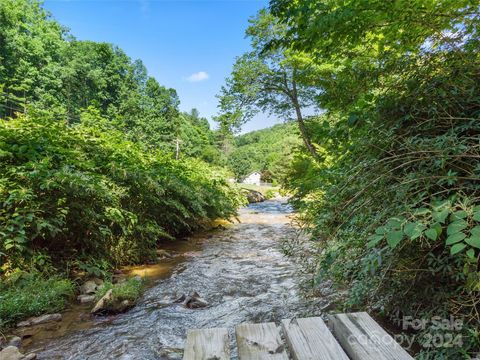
217, 10, 321, 159
269, 0, 480, 114
0, 0, 66, 118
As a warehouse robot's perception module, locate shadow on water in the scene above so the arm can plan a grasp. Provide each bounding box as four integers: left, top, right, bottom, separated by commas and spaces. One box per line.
26, 199, 322, 359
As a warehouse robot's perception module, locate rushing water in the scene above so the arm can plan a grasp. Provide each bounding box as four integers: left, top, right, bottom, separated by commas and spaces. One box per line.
26, 199, 324, 359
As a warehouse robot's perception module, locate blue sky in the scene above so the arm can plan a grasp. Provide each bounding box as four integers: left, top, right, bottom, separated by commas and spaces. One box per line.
43, 0, 280, 133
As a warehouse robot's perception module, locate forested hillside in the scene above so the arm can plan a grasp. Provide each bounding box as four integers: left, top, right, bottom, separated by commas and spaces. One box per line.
226, 122, 301, 182
0, 0, 223, 162
218, 1, 480, 358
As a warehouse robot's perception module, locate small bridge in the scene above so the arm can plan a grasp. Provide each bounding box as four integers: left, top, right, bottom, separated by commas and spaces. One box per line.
183, 312, 413, 360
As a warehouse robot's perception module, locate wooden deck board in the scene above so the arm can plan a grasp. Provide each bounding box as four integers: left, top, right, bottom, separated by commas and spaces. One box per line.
183, 327, 230, 360
282, 317, 350, 360
236, 322, 289, 360
328, 312, 413, 360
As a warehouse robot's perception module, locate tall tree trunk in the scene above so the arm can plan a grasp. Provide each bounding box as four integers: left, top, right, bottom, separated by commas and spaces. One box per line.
291, 81, 319, 160
294, 105, 319, 160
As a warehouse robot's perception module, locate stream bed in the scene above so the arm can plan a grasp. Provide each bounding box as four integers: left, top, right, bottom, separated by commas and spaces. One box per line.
25, 199, 326, 359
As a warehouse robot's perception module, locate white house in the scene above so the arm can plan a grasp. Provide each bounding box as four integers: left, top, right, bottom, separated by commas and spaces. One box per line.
241, 171, 262, 185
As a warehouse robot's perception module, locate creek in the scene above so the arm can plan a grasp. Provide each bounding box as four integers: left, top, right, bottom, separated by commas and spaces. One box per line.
24, 199, 325, 359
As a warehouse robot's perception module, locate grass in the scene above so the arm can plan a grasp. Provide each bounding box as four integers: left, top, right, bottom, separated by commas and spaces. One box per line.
95, 277, 144, 303
0, 274, 74, 331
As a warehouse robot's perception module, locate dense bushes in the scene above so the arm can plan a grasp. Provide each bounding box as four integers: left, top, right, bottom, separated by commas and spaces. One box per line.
0, 113, 243, 273
286, 49, 480, 358
262, 0, 480, 358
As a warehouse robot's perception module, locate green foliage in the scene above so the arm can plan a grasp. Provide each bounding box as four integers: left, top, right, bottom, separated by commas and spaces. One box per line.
0, 273, 74, 330
76, 258, 113, 280
0, 114, 243, 272
175, 109, 224, 164
268, 0, 480, 357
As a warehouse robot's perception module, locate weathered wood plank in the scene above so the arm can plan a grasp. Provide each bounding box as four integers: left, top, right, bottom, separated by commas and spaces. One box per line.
236, 322, 288, 360
282, 317, 350, 360
183, 327, 230, 360
328, 312, 413, 360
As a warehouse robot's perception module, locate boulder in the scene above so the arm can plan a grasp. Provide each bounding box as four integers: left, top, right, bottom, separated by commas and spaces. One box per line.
156, 249, 172, 258
0, 346, 23, 360
173, 294, 186, 303
243, 189, 266, 203
80, 280, 99, 295
114, 300, 133, 313
7, 336, 21, 348
23, 354, 37, 360
91, 289, 113, 314
17, 313, 62, 328
181, 292, 209, 309
77, 294, 96, 304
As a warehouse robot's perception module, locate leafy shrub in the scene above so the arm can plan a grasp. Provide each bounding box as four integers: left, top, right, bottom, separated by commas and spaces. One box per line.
0, 273, 74, 330
76, 258, 114, 280
281, 5, 480, 357
0, 113, 243, 272
287, 51, 480, 357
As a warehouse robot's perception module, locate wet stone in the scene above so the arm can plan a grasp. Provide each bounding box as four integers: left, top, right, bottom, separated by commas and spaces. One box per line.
77, 294, 96, 304
0, 346, 23, 360
17, 314, 62, 328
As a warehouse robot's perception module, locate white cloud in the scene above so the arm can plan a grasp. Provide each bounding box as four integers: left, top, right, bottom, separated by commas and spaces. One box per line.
186, 71, 209, 82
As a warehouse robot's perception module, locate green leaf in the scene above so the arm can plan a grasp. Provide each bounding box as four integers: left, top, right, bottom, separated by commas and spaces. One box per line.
450, 210, 467, 221
413, 208, 430, 216
367, 234, 383, 249
386, 230, 403, 249
403, 221, 425, 240
375, 226, 387, 235
432, 209, 449, 224
466, 248, 475, 259
447, 220, 468, 235
473, 211, 480, 222
470, 226, 480, 237
432, 200, 450, 211
386, 217, 404, 230
425, 228, 438, 241
431, 222, 443, 236
446, 232, 466, 245
450, 243, 466, 255
430, 223, 443, 236
465, 235, 480, 249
